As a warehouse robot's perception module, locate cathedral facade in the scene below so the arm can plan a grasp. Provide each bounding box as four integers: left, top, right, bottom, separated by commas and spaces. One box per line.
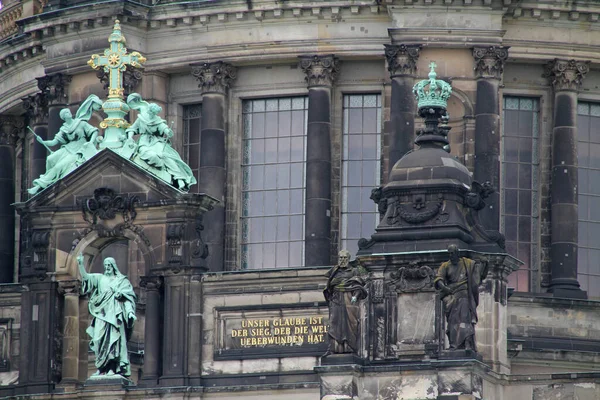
1, 0, 600, 399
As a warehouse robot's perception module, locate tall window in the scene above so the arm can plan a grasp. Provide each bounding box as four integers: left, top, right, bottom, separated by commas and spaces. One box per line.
183, 104, 202, 191
241, 97, 307, 269
577, 102, 600, 298
502, 96, 539, 292
341, 94, 382, 256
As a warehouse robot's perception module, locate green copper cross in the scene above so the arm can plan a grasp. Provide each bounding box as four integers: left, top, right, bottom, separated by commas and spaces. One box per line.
429, 61, 437, 72
87, 20, 146, 99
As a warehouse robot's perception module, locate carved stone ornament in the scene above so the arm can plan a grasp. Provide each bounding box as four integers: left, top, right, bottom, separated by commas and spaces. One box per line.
299, 55, 340, 88
389, 261, 435, 292
0, 115, 24, 146
544, 59, 590, 92
20, 228, 51, 281
80, 188, 139, 225
140, 276, 163, 291
192, 215, 209, 259
36, 73, 72, 105
167, 223, 185, 265
370, 187, 388, 219
191, 61, 237, 95
472, 46, 509, 80
22, 92, 49, 126
57, 280, 82, 296
387, 194, 446, 226
384, 44, 421, 77
97, 65, 143, 98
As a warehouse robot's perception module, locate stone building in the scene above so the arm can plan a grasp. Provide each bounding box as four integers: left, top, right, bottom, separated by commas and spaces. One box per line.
0, 0, 600, 399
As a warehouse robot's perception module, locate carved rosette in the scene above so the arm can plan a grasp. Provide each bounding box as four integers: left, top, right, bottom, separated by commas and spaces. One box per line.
384, 44, 421, 77
22, 92, 49, 126
472, 46, 509, 80
191, 61, 237, 95
57, 280, 81, 296
299, 55, 340, 88
544, 59, 590, 92
140, 276, 163, 292
97, 65, 143, 97
36, 73, 72, 105
0, 115, 24, 146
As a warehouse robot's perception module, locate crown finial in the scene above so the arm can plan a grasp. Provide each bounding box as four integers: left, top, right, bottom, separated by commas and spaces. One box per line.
413, 60, 452, 110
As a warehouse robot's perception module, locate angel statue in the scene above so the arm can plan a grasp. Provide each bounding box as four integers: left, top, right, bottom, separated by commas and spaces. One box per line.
28, 94, 103, 195
125, 93, 197, 191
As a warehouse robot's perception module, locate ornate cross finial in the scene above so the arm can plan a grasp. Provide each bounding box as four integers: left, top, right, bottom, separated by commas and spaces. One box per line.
429, 61, 437, 73
87, 20, 146, 99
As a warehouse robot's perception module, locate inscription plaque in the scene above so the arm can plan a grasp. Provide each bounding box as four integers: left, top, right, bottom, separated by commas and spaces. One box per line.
214, 303, 328, 360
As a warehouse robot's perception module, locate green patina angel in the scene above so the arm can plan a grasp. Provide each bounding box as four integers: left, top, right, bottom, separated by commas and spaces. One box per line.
28, 94, 103, 195
77, 254, 137, 378
126, 93, 197, 191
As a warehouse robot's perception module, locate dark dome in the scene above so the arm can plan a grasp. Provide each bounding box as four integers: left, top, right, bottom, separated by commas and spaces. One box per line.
387, 146, 472, 186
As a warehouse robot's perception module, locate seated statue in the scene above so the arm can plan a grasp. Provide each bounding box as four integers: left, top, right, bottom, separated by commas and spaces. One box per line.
126, 93, 197, 191
28, 95, 103, 195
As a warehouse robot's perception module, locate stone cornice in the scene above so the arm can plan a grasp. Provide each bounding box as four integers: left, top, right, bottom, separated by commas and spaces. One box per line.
543, 59, 590, 92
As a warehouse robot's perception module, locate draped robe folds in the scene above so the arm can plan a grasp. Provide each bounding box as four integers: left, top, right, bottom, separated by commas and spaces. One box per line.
31, 120, 98, 191
82, 273, 136, 376
324, 264, 367, 353
126, 114, 197, 189
434, 257, 488, 350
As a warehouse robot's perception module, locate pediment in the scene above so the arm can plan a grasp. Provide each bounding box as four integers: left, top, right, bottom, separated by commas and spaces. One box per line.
21, 149, 194, 210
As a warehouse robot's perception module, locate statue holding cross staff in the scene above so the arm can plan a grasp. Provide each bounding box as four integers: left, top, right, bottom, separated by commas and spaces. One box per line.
87, 20, 146, 153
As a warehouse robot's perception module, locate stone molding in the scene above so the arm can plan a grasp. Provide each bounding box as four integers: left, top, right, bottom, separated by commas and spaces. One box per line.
191, 61, 237, 95
384, 44, 421, 77
472, 46, 509, 80
299, 55, 340, 88
140, 276, 162, 291
0, 115, 24, 146
544, 59, 590, 92
57, 280, 81, 296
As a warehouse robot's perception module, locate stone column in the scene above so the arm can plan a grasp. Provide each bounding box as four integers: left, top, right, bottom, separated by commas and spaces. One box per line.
545, 59, 590, 299
57, 280, 81, 386
0, 116, 22, 283
299, 55, 339, 266
384, 44, 421, 175
191, 62, 236, 272
139, 276, 162, 386
22, 92, 48, 193
472, 46, 509, 232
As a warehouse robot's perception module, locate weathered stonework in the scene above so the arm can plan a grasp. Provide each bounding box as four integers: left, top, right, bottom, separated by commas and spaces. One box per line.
472, 46, 509, 80
544, 59, 590, 92
299, 55, 340, 88
384, 44, 421, 77
191, 61, 237, 95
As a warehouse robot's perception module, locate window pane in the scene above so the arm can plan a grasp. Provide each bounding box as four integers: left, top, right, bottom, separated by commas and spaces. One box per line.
241, 97, 307, 269
578, 102, 600, 298
341, 94, 382, 254
183, 104, 202, 192
502, 96, 539, 291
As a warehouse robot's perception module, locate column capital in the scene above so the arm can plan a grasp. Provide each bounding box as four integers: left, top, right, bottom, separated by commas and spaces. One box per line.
191, 61, 237, 95
22, 92, 49, 126
299, 55, 340, 88
472, 46, 509, 80
384, 44, 421, 77
57, 280, 81, 296
0, 115, 24, 146
140, 275, 163, 291
36, 73, 72, 105
544, 58, 590, 92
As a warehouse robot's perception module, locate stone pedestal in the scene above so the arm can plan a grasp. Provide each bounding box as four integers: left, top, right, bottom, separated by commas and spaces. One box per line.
84, 374, 134, 388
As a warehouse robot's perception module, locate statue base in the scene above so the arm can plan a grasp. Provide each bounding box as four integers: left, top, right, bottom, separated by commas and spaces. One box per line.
439, 349, 483, 361
84, 374, 134, 388
320, 353, 366, 366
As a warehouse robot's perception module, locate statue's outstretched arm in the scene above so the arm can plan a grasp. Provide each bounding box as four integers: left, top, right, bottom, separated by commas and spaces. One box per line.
76, 253, 88, 280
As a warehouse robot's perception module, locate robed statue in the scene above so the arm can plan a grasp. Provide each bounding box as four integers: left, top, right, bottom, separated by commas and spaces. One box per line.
77, 254, 137, 378
434, 245, 489, 351
324, 250, 368, 354
125, 93, 197, 191
28, 95, 103, 195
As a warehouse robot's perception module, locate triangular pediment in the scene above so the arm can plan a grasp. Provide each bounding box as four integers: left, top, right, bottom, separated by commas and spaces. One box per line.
21, 149, 192, 209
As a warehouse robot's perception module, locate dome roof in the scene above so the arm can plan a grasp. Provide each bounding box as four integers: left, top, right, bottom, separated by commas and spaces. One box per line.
387, 145, 472, 187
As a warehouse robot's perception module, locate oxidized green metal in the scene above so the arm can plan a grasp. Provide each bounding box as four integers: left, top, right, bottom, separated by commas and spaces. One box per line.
87, 20, 146, 151
413, 62, 453, 110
